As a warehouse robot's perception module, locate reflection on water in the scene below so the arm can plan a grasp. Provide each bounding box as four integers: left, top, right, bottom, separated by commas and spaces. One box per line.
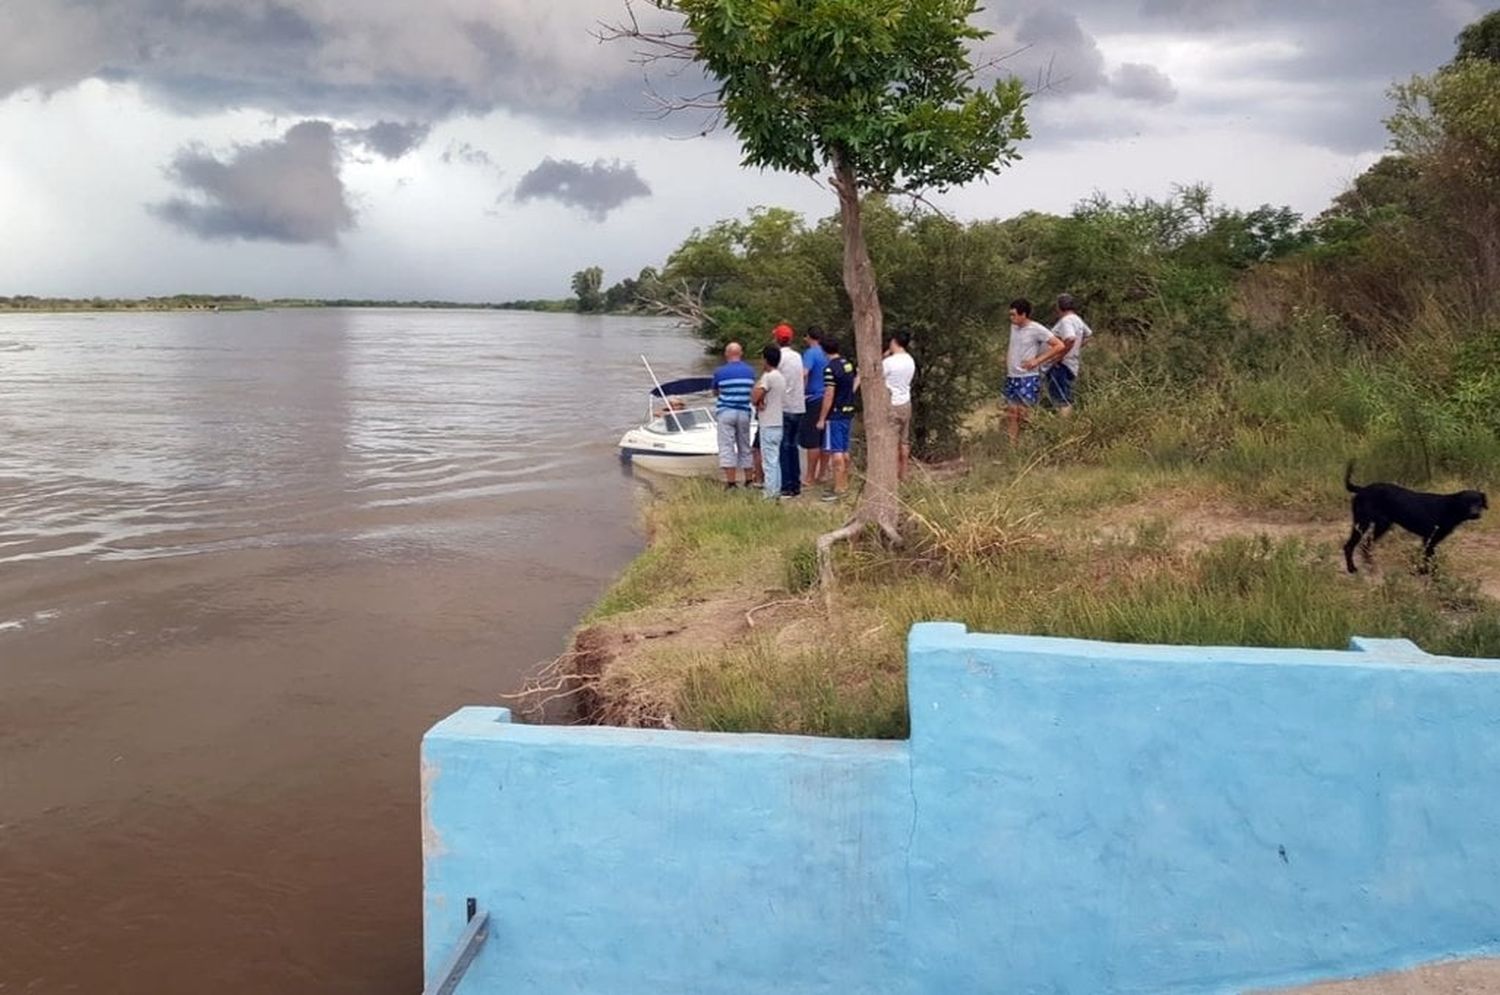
0, 310, 696, 563
0, 309, 704, 994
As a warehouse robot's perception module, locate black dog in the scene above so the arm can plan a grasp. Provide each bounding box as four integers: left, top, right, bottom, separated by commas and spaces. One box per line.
1343, 463, 1487, 574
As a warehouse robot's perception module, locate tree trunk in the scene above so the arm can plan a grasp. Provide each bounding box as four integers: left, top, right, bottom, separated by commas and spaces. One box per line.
833, 157, 901, 540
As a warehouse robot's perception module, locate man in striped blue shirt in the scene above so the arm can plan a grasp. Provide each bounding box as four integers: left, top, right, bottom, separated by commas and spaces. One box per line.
712, 342, 757, 488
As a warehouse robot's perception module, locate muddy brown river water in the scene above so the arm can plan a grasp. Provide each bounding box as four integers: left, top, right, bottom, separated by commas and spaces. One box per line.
0, 309, 702, 994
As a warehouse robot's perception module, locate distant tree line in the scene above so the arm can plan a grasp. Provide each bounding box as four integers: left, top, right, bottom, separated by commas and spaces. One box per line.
0, 295, 580, 313
568, 266, 662, 314
0, 294, 260, 311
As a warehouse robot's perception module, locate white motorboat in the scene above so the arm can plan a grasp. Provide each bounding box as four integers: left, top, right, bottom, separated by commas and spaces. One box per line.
618, 362, 755, 477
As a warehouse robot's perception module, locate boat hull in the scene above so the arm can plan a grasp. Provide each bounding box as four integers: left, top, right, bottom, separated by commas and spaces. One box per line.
620, 448, 720, 477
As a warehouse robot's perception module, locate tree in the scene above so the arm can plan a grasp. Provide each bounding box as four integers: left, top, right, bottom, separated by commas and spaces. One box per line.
1455, 10, 1500, 65
603, 275, 641, 312
1388, 48, 1500, 304
605, 0, 1029, 554
571, 266, 605, 312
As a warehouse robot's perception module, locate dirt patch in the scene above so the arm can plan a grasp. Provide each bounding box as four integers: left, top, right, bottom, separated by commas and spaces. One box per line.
1095, 492, 1500, 602
1257, 958, 1500, 994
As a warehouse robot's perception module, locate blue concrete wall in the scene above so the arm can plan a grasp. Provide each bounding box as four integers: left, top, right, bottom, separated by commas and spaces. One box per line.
423, 626, 1500, 994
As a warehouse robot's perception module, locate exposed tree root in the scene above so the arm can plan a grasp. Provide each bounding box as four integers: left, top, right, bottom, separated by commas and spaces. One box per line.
815, 514, 904, 592
816, 519, 865, 590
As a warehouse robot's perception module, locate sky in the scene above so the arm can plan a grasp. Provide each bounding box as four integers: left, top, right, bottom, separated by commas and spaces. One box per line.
0, 0, 1489, 302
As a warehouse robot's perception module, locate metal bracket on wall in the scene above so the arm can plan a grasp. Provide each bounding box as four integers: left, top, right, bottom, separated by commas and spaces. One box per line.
422, 898, 489, 995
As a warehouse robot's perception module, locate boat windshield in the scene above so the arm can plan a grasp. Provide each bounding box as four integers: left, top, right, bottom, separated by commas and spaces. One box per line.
651, 408, 714, 433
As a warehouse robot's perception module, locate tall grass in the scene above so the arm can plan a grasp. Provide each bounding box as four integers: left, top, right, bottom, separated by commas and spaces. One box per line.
983, 322, 1500, 512
858, 532, 1500, 659
674, 637, 908, 739
587, 479, 837, 621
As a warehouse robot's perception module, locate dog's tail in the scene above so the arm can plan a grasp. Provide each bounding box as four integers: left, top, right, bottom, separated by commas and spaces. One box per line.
1345, 461, 1362, 494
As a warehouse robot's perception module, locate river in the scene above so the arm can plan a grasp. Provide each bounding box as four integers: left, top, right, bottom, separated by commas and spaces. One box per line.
0, 308, 703, 994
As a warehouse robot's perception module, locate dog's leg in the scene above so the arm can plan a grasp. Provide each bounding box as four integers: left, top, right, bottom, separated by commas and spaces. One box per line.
1344, 524, 1367, 573
1420, 524, 1457, 575
1366, 520, 1391, 562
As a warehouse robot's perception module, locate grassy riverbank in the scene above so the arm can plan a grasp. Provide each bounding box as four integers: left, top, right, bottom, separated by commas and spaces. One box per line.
523, 339, 1500, 740
524, 33, 1500, 737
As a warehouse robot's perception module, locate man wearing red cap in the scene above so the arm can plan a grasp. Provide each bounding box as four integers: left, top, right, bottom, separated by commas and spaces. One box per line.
772, 322, 806, 497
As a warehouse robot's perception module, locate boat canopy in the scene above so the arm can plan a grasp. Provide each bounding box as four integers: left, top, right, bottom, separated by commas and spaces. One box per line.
650, 377, 714, 399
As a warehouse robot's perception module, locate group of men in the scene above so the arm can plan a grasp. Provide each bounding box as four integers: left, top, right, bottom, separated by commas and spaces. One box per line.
710, 292, 1089, 498
711, 323, 915, 502
1003, 294, 1093, 444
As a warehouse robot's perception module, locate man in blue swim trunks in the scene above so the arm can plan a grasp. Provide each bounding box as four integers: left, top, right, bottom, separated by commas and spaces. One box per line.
1004, 298, 1065, 446
815, 336, 858, 502
1045, 293, 1093, 416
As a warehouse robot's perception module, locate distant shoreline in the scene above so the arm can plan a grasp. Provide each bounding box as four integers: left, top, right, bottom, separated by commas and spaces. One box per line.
0, 295, 637, 314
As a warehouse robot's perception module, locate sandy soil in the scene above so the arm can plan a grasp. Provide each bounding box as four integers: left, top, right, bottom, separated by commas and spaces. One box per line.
1260, 958, 1500, 993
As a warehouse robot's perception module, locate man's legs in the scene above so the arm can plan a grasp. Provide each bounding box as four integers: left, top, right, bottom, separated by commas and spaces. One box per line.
1007, 404, 1026, 445
760, 425, 783, 499
751, 427, 763, 485
822, 420, 851, 500
1046, 366, 1076, 417
734, 410, 754, 485
798, 413, 824, 487
780, 413, 802, 496
892, 403, 912, 482
717, 412, 740, 486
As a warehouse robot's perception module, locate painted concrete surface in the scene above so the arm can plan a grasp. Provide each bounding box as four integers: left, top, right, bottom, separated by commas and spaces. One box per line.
422, 711, 912, 994
423, 625, 1500, 994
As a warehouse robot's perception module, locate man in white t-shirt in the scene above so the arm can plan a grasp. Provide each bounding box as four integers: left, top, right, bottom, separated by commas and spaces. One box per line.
1004, 298, 1066, 445
751, 345, 787, 500
1045, 293, 1093, 416
882, 327, 916, 481
773, 324, 806, 497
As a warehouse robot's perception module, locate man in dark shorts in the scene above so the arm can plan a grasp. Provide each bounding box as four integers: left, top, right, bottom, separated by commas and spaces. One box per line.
799, 326, 830, 486
1045, 293, 1093, 415
815, 336, 857, 502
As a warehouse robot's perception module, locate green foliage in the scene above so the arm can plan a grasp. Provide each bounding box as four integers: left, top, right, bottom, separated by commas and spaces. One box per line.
655, 199, 1054, 455
782, 539, 820, 594
670, 0, 1029, 192
1455, 10, 1500, 64
571, 265, 605, 313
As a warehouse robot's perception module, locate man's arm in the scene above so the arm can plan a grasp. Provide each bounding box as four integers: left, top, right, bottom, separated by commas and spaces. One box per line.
1024, 336, 1068, 372
751, 379, 767, 409
818, 385, 834, 427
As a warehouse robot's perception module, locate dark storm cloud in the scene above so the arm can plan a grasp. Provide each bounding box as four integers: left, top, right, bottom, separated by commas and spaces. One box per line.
513, 158, 651, 221
971, 0, 1479, 152
0, 0, 1480, 155
1111, 63, 1178, 104
149, 120, 354, 245
0, 0, 694, 130
1013, 9, 1109, 94
342, 121, 431, 160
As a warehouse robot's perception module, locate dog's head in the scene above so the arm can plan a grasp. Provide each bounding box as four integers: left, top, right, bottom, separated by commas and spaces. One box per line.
1462, 490, 1489, 520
